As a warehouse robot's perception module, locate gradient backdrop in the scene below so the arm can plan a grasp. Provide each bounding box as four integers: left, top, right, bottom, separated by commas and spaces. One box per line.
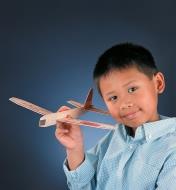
1, 0, 176, 189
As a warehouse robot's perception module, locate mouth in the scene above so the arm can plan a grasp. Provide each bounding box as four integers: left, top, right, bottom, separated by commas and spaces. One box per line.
121, 110, 140, 120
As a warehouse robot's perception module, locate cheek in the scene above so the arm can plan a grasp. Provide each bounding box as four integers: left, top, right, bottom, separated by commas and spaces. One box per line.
104, 102, 112, 113
105, 103, 121, 120
137, 91, 158, 110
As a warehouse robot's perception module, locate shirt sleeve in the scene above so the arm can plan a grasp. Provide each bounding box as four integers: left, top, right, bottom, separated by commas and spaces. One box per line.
63, 153, 97, 190
63, 130, 114, 190
155, 151, 176, 190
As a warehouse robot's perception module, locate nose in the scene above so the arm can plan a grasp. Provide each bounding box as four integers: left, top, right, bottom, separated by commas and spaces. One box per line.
120, 101, 133, 110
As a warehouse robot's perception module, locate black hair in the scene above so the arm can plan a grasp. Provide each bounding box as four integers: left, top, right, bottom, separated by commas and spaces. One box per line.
93, 42, 158, 94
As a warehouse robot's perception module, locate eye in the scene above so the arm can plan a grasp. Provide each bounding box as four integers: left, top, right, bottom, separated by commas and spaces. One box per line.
109, 96, 118, 102
128, 87, 138, 93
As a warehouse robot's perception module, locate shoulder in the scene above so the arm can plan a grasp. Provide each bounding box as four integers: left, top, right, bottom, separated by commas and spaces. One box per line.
156, 122, 176, 158
164, 131, 176, 152
156, 115, 176, 148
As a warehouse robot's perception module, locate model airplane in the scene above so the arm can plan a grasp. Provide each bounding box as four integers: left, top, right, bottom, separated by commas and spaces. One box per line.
9, 88, 115, 130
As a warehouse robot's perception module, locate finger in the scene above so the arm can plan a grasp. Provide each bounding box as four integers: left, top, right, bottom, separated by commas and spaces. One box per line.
66, 114, 72, 118
56, 120, 71, 130
57, 106, 70, 112
56, 127, 69, 134
55, 125, 69, 137
57, 119, 80, 131
56, 118, 80, 133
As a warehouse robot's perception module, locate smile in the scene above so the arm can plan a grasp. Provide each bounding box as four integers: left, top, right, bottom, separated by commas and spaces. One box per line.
122, 110, 140, 120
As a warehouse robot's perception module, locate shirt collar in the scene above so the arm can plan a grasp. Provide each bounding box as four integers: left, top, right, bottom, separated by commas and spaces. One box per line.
120, 115, 176, 143
142, 116, 176, 142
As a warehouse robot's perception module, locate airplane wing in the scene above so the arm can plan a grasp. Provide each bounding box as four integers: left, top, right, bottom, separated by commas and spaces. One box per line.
39, 113, 115, 130
56, 117, 115, 130
9, 97, 53, 115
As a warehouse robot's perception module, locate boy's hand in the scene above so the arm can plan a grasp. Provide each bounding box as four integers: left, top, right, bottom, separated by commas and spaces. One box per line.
55, 106, 83, 150
55, 106, 85, 170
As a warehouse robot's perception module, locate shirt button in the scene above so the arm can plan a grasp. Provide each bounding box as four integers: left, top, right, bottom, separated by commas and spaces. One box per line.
129, 145, 133, 149
148, 134, 152, 139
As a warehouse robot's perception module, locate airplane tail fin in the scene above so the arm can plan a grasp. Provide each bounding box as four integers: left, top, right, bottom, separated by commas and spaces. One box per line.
67, 88, 93, 109
83, 88, 93, 108
67, 88, 110, 115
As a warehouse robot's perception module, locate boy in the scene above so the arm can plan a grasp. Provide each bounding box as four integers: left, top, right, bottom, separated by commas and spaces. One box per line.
55, 43, 176, 189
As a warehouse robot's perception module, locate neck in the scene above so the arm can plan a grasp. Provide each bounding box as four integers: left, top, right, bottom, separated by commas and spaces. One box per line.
125, 125, 135, 137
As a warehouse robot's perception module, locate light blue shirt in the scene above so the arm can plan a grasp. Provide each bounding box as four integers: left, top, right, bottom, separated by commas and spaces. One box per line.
63, 116, 176, 190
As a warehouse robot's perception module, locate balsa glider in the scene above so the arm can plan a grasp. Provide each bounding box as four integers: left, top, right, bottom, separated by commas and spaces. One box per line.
9, 88, 115, 130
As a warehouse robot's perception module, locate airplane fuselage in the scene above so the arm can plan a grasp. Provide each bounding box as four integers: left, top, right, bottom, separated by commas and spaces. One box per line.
39, 108, 87, 127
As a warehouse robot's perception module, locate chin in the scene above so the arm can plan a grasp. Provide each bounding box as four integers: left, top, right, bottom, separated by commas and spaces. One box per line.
124, 121, 145, 128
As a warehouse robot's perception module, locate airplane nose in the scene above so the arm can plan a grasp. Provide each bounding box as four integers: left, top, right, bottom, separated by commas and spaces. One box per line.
39, 119, 46, 127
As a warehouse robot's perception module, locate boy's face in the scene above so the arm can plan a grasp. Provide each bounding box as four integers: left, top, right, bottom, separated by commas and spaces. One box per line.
99, 67, 165, 131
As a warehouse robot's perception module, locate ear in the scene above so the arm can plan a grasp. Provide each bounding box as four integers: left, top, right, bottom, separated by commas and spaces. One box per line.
154, 72, 165, 94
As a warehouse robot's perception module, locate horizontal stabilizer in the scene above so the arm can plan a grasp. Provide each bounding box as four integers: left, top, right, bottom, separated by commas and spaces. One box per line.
86, 106, 110, 115
67, 100, 109, 115
67, 100, 83, 108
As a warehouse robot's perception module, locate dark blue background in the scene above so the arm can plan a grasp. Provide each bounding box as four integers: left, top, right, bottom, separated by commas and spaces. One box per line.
1, 0, 176, 189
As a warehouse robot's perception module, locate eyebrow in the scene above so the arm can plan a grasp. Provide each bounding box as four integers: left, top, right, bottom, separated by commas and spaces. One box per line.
122, 80, 137, 87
